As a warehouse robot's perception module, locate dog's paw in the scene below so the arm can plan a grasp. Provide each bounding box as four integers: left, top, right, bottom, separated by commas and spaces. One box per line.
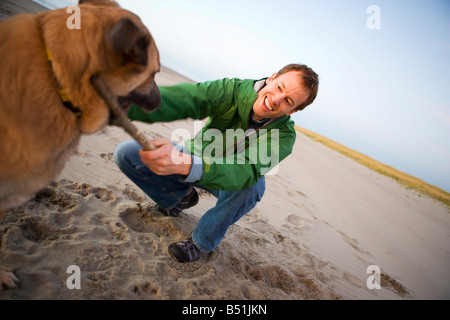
0, 266, 19, 290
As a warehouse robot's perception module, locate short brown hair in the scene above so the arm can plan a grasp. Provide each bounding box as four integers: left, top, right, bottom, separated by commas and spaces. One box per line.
275, 63, 319, 111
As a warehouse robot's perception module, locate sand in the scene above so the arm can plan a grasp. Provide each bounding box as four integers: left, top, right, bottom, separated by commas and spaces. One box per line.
0, 0, 449, 300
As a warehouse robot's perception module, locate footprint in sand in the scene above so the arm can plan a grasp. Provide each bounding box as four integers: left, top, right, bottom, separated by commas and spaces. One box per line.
130, 280, 162, 297
381, 273, 409, 297
337, 230, 370, 255
91, 186, 116, 202
33, 182, 79, 211
20, 215, 60, 243
100, 152, 114, 162
16, 180, 119, 244
166, 258, 209, 274
56, 179, 117, 203
286, 214, 305, 228
119, 205, 182, 239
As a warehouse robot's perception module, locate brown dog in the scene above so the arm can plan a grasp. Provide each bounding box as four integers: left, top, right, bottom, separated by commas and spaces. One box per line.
0, 0, 161, 288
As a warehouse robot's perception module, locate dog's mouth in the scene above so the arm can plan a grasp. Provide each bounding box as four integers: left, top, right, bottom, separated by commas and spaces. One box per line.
117, 82, 161, 114
120, 102, 132, 113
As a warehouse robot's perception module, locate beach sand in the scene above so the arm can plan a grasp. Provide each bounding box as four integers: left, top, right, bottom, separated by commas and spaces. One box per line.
0, 0, 449, 300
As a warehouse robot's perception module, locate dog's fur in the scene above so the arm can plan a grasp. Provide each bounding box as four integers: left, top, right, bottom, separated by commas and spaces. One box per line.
0, 0, 161, 288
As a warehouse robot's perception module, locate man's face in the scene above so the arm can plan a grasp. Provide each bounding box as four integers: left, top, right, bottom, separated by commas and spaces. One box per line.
252, 71, 309, 120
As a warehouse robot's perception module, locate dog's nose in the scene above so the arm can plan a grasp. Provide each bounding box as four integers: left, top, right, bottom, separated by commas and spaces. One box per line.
148, 81, 161, 110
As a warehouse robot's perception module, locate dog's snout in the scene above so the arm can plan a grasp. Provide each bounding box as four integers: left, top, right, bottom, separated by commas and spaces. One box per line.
117, 80, 161, 113
149, 81, 161, 109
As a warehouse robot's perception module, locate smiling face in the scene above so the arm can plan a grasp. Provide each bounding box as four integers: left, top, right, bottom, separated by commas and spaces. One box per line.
252, 71, 310, 121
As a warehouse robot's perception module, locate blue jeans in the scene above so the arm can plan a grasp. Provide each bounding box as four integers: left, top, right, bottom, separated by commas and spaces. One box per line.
113, 140, 265, 253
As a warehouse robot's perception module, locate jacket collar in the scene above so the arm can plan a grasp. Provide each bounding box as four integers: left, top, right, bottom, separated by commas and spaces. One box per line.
253, 78, 267, 93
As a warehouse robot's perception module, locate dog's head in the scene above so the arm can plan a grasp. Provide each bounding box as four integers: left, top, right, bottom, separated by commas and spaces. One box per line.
62, 0, 162, 132
98, 12, 162, 114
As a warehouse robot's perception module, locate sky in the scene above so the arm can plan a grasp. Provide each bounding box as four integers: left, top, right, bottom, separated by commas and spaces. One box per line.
35, 0, 450, 192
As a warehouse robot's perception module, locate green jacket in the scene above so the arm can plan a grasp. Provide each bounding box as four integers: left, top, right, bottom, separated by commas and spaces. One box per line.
127, 78, 297, 191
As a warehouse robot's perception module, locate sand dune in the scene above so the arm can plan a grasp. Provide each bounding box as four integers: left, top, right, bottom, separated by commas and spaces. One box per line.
0, 0, 449, 300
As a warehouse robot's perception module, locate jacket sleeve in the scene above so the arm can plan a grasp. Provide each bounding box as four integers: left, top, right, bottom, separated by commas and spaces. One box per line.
127, 79, 237, 123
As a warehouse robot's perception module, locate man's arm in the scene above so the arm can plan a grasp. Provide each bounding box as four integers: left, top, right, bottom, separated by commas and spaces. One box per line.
127, 79, 237, 124
129, 79, 239, 183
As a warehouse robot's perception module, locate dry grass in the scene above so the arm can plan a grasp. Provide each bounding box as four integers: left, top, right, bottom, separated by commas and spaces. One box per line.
295, 126, 450, 208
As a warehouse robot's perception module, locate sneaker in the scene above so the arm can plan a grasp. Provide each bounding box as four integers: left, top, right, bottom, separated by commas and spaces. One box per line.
157, 187, 199, 217
169, 237, 201, 263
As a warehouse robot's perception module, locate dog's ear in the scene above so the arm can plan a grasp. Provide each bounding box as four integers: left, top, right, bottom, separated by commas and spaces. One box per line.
105, 17, 150, 66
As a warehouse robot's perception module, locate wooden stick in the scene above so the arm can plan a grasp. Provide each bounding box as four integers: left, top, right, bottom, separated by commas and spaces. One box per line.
91, 75, 156, 151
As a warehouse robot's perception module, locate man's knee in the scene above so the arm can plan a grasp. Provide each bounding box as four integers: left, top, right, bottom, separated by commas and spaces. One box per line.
113, 140, 138, 169
236, 176, 265, 205
251, 176, 266, 202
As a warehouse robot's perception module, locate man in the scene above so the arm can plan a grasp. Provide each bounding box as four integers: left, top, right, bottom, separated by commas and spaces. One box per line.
114, 63, 319, 263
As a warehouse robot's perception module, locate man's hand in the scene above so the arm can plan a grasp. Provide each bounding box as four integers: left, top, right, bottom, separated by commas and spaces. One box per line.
139, 140, 192, 176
